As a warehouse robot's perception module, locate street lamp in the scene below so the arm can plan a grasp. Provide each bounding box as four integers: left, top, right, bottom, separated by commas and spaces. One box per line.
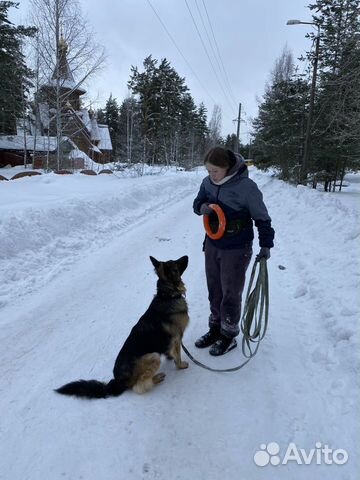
286, 19, 315, 26
287, 19, 321, 184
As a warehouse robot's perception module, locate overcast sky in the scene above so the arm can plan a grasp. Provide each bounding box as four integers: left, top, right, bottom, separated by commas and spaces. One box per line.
11, 0, 314, 141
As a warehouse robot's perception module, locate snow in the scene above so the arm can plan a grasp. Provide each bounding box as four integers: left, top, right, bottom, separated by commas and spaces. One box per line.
97, 123, 113, 151
0, 135, 79, 153
0, 134, 58, 152
0, 165, 359, 479
90, 117, 101, 142
42, 78, 87, 94
68, 148, 95, 169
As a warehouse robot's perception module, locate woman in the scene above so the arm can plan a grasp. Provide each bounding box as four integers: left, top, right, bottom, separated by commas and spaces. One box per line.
193, 146, 275, 356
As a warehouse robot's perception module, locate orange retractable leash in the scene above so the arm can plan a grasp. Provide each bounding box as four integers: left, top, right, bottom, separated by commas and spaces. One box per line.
203, 204, 227, 240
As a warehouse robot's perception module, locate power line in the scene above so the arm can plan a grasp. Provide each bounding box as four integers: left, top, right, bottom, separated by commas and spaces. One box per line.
146, 0, 217, 105
199, 0, 238, 106
194, 0, 234, 103
184, 0, 237, 117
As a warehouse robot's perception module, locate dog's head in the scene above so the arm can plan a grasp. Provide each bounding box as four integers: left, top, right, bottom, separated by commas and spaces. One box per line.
150, 256, 188, 293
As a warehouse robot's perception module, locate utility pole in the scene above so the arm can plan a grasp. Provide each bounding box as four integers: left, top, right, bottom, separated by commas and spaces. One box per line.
235, 102, 241, 153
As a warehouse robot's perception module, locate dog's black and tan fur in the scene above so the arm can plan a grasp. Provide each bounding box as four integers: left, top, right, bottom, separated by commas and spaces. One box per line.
55, 255, 189, 399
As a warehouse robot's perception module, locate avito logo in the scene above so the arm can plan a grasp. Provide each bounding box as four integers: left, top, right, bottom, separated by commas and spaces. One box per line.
254, 442, 348, 467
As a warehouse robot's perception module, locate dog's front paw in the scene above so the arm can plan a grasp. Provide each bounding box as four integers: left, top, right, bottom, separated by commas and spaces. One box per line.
177, 360, 189, 370
153, 372, 166, 384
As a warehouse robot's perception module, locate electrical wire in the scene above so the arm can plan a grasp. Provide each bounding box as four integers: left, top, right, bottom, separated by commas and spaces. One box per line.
200, 0, 238, 106
146, 0, 217, 105
194, 0, 237, 106
184, 0, 237, 117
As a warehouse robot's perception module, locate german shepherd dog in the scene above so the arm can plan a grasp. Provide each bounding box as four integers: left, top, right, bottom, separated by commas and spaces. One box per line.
55, 255, 189, 399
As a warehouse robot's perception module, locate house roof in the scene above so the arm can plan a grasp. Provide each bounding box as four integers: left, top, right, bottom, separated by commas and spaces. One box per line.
90, 118, 101, 142
0, 135, 76, 152
97, 124, 113, 151
40, 78, 86, 95
77, 109, 92, 132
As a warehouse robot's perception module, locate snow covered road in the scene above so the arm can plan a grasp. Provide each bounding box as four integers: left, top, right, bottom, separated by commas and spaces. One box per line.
0, 168, 358, 479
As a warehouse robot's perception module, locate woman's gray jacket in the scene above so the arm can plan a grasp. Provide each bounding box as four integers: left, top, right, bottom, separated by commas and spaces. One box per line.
193, 162, 275, 250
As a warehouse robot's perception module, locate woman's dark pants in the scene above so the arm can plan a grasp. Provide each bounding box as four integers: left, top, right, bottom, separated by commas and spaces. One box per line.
205, 239, 252, 338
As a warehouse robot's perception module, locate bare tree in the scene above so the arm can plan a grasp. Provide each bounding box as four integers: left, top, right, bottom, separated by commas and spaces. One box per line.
271, 46, 294, 84
29, 0, 106, 169
208, 104, 223, 146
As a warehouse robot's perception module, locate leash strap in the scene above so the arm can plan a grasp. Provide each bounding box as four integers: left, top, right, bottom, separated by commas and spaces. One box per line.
241, 257, 269, 358
181, 258, 269, 373
181, 342, 252, 372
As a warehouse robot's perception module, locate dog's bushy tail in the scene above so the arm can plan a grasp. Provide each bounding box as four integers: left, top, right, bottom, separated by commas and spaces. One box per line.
55, 378, 127, 399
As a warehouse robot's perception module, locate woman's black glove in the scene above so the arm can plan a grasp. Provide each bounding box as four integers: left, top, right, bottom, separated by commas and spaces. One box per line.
199, 203, 213, 215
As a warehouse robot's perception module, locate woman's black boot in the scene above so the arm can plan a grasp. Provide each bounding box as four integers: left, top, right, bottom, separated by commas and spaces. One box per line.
194, 328, 220, 348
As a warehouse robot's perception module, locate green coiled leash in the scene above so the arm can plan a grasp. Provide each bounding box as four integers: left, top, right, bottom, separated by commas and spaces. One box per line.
181, 258, 269, 372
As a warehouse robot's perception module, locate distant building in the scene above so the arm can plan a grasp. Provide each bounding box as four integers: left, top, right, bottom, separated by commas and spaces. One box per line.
0, 37, 112, 169
0, 134, 85, 169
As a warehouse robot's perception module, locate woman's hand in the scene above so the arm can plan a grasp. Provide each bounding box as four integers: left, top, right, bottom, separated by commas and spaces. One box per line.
256, 247, 271, 261
200, 203, 213, 215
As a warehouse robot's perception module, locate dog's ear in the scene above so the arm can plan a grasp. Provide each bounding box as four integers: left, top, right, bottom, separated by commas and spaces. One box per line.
150, 256, 160, 269
176, 255, 188, 275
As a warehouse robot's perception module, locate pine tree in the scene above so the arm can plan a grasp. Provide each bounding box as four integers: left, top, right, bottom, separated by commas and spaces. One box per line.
128, 55, 208, 166
207, 104, 223, 147
95, 107, 106, 124
0, 1, 36, 134
116, 96, 142, 164
192, 102, 208, 165
252, 49, 308, 181
224, 134, 248, 158
307, 0, 360, 189
101, 94, 121, 160
177, 92, 198, 168
128, 55, 158, 163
